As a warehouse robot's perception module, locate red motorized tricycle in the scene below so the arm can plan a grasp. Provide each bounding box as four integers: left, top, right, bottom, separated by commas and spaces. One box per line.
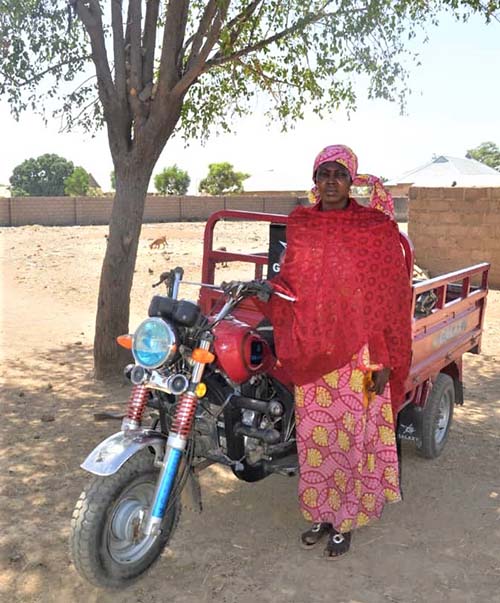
70, 210, 489, 589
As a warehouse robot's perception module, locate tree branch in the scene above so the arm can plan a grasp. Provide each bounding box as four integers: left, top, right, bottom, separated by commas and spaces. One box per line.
222, 0, 263, 49
184, 0, 219, 72
171, 0, 229, 98
205, 9, 335, 69
126, 0, 143, 94
0, 55, 92, 87
155, 0, 190, 97
73, 1, 116, 106
74, 0, 129, 157
142, 0, 160, 88
180, 0, 262, 75
58, 94, 100, 133
237, 56, 298, 92
111, 0, 127, 100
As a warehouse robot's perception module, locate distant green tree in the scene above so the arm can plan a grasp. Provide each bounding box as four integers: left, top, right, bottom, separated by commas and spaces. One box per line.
10, 154, 74, 196
110, 170, 116, 190
199, 162, 250, 195
154, 165, 190, 195
64, 166, 90, 195
466, 142, 500, 171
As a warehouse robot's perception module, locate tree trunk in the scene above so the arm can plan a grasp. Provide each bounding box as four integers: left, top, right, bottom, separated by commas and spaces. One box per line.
93, 157, 154, 379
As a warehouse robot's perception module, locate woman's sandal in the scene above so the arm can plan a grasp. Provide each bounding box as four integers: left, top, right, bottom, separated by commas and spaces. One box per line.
323, 529, 352, 559
300, 522, 332, 550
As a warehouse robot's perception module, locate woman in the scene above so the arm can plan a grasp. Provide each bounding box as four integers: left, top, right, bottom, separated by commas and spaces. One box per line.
268, 145, 412, 558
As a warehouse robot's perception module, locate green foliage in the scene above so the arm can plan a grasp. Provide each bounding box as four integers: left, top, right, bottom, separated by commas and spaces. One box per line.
466, 141, 500, 171
10, 153, 74, 197
64, 166, 90, 196
199, 162, 250, 195
2, 1, 498, 140
0, 1, 93, 128
179, 1, 500, 141
154, 165, 190, 195
110, 171, 116, 190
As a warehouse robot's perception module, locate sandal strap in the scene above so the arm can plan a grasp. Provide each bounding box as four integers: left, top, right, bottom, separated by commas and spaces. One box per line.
324, 530, 352, 558
301, 522, 331, 547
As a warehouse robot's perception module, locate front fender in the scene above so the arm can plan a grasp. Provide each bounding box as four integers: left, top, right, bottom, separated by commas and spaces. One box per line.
81, 429, 167, 477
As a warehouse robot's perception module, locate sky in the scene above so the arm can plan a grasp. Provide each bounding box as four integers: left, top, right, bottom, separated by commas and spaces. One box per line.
1, 11, 499, 194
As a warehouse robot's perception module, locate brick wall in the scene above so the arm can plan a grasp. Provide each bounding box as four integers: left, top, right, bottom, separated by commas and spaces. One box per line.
0, 196, 10, 225
8, 196, 76, 226
408, 187, 500, 288
0, 194, 302, 226
0, 193, 409, 227
76, 197, 113, 225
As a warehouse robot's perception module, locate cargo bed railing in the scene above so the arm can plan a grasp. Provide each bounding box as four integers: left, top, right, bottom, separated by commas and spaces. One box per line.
199, 209, 415, 314
407, 262, 490, 390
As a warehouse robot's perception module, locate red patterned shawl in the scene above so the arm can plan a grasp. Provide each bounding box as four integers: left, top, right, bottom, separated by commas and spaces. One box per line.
268, 200, 412, 406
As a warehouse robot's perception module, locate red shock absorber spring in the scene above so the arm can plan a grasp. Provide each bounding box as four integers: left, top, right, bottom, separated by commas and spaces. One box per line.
126, 384, 149, 424
170, 392, 198, 438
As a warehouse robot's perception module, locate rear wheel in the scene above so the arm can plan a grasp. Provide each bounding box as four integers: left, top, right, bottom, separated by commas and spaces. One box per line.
70, 451, 180, 589
416, 373, 455, 459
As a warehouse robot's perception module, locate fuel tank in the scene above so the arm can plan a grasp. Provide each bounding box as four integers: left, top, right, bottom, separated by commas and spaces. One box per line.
212, 318, 276, 384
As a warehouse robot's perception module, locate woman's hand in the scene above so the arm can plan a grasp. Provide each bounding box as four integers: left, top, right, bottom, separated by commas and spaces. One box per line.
368, 368, 391, 395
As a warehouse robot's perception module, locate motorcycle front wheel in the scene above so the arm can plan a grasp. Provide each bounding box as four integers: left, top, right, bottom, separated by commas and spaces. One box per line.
70, 450, 180, 589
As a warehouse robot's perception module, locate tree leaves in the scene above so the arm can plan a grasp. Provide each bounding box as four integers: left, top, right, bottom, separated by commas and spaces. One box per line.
154, 165, 191, 195
466, 141, 500, 171
64, 166, 90, 195
2, 1, 498, 142
0, 1, 90, 121
10, 153, 74, 196
199, 162, 249, 195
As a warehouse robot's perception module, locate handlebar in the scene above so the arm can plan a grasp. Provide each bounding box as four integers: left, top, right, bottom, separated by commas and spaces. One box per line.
152, 267, 295, 303
220, 279, 296, 303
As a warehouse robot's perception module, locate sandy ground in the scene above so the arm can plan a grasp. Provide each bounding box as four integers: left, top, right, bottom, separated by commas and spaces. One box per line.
1, 221, 499, 603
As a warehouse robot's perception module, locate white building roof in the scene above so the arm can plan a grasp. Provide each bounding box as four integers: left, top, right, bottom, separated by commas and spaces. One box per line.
387, 155, 500, 187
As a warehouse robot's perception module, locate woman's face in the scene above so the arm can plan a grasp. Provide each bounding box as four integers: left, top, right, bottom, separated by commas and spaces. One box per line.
315, 161, 351, 210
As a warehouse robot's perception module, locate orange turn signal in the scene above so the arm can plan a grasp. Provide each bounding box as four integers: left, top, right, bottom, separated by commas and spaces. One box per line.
116, 334, 133, 349
191, 348, 215, 364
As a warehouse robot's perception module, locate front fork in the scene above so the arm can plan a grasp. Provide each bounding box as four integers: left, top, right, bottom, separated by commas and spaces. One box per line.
143, 339, 211, 536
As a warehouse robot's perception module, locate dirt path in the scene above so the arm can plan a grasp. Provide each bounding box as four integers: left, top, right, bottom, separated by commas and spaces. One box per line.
1, 223, 499, 603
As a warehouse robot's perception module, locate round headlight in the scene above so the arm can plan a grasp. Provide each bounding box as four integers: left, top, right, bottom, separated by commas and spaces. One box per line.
132, 318, 177, 369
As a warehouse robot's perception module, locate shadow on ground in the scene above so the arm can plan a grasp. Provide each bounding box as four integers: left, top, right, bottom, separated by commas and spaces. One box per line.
1, 345, 499, 603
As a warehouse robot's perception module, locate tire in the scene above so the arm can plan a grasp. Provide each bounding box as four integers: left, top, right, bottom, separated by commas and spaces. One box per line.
416, 373, 455, 459
70, 450, 180, 589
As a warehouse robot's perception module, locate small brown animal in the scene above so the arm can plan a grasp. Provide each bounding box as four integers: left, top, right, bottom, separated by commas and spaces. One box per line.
217, 246, 228, 268
150, 236, 168, 249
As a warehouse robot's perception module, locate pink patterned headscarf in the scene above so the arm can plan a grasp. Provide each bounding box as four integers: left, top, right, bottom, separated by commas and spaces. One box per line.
308, 144, 394, 219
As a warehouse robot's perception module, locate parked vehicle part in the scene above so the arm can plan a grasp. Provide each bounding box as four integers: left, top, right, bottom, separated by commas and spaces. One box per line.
416, 373, 455, 459
70, 450, 180, 589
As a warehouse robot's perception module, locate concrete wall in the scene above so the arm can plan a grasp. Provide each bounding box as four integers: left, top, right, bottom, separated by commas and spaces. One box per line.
408, 187, 500, 289
0, 195, 303, 226
0, 194, 409, 226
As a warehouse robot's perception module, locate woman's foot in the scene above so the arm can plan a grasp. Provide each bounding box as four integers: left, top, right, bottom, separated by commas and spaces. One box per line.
300, 522, 331, 549
323, 529, 351, 559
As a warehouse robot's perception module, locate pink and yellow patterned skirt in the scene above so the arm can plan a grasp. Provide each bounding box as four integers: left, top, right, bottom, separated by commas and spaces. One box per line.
295, 345, 401, 533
